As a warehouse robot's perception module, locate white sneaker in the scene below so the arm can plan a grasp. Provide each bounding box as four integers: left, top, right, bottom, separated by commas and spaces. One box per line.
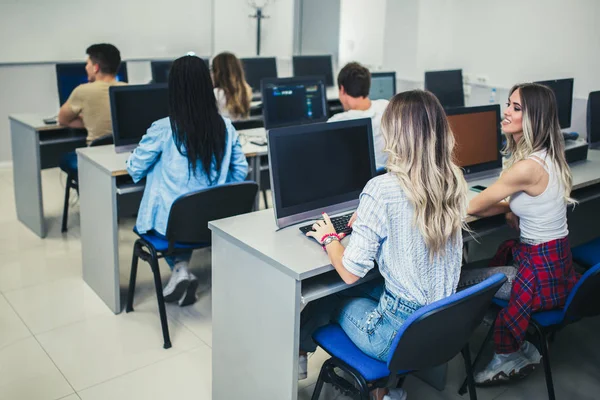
474, 351, 536, 385
298, 354, 308, 380
178, 272, 198, 307
163, 266, 190, 303
520, 341, 542, 364
383, 388, 407, 400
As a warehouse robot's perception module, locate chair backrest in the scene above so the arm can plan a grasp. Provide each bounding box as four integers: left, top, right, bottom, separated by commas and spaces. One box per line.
387, 273, 507, 372
563, 263, 600, 321
90, 134, 114, 147
165, 182, 258, 250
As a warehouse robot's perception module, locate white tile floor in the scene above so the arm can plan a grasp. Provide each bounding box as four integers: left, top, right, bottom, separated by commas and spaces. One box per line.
1, 167, 599, 400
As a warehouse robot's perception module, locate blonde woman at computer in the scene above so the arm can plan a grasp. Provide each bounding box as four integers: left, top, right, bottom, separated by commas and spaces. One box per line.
211, 52, 253, 120
300, 90, 469, 400
459, 83, 579, 385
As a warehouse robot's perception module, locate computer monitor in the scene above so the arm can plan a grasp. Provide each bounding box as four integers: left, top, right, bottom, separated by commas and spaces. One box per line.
261, 76, 328, 130
292, 55, 334, 87
56, 62, 128, 105
369, 72, 396, 100
151, 61, 173, 84
588, 91, 600, 148
109, 84, 169, 153
241, 57, 278, 93
535, 78, 574, 129
424, 69, 464, 108
268, 118, 376, 228
445, 104, 502, 176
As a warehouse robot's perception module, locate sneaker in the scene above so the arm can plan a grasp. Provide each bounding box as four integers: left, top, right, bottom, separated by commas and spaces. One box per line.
383, 388, 407, 400
163, 267, 190, 303
474, 351, 535, 385
520, 341, 542, 364
298, 354, 308, 380
178, 272, 199, 307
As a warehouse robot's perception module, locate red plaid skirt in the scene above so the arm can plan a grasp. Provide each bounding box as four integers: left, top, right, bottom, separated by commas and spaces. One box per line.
490, 238, 579, 353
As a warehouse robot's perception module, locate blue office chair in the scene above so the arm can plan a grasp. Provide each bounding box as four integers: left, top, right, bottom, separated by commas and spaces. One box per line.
59, 134, 113, 232
126, 182, 258, 349
310, 273, 507, 400
571, 237, 600, 269
459, 264, 600, 400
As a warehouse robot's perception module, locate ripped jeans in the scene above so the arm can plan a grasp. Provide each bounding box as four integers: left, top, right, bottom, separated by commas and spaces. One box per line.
300, 280, 422, 362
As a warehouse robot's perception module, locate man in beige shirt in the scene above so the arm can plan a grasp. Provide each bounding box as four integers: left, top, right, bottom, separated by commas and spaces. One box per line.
58, 43, 127, 143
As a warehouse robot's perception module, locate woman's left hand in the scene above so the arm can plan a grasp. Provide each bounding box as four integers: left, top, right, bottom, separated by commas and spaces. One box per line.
305, 213, 344, 243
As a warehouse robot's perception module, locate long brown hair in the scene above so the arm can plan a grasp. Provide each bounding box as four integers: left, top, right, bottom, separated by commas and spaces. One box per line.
212, 52, 251, 118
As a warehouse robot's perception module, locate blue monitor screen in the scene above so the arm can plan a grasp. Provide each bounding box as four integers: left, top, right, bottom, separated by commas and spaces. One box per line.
56, 62, 128, 105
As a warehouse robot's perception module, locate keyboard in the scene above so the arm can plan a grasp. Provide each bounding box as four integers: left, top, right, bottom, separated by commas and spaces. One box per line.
299, 212, 354, 237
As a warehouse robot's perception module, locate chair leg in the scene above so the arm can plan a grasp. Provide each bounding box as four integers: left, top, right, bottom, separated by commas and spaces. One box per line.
311, 360, 329, 400
126, 242, 140, 313
459, 322, 494, 395
461, 344, 478, 400
533, 325, 556, 400
262, 190, 269, 209
150, 256, 172, 349
61, 176, 72, 233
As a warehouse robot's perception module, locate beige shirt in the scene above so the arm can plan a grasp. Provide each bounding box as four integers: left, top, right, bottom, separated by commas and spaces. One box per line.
67, 80, 127, 143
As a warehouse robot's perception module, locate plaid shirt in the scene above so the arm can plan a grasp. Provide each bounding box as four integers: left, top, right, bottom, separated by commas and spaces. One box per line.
490, 238, 579, 354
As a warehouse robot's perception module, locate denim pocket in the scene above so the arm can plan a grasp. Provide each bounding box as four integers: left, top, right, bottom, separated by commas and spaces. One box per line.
365, 308, 384, 335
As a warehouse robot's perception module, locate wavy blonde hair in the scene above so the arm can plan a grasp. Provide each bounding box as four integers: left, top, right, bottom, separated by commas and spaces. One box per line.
212, 52, 251, 118
503, 83, 574, 204
383, 90, 469, 258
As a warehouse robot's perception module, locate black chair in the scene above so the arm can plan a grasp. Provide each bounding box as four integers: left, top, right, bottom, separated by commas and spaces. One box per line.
311, 273, 507, 400
59, 134, 113, 232
459, 263, 600, 400
126, 182, 258, 349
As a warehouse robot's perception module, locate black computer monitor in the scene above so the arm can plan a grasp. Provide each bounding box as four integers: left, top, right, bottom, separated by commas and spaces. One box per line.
292, 55, 334, 87
151, 61, 173, 84
56, 62, 128, 105
424, 69, 464, 108
241, 57, 278, 93
588, 91, 600, 148
369, 72, 396, 100
109, 84, 169, 153
535, 78, 574, 129
268, 118, 375, 228
445, 104, 502, 176
261, 76, 328, 130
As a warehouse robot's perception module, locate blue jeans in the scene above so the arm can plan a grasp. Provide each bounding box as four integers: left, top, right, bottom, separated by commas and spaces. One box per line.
300, 279, 422, 362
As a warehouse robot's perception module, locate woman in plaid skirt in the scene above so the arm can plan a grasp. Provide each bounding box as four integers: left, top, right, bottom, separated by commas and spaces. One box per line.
459, 83, 579, 385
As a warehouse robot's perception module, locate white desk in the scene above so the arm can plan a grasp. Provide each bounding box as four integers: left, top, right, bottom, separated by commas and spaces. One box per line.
9, 114, 87, 237
208, 151, 600, 400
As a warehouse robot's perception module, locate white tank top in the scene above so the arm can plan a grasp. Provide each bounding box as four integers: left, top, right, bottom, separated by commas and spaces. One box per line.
509, 150, 569, 243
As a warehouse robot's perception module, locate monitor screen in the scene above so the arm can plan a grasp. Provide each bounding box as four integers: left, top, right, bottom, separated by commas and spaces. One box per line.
109, 84, 169, 152
369, 72, 396, 100
588, 91, 600, 146
268, 118, 375, 228
56, 62, 128, 105
151, 61, 173, 84
446, 104, 502, 175
425, 69, 464, 108
241, 57, 278, 93
292, 55, 334, 87
261, 76, 328, 130
535, 78, 574, 129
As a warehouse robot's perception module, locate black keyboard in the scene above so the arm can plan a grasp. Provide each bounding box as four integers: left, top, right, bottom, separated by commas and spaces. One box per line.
299, 212, 354, 237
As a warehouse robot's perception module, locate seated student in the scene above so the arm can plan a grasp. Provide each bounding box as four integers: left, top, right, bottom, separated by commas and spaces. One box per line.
300, 90, 469, 400
459, 83, 579, 385
211, 52, 253, 120
126, 56, 248, 306
328, 62, 389, 170
58, 43, 127, 143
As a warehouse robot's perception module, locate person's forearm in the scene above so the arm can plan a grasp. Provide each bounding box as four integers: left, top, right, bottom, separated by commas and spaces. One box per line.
325, 241, 359, 284
68, 118, 85, 129
468, 201, 511, 217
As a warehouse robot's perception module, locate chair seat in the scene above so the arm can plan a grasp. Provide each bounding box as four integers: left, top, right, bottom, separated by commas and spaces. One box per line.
313, 324, 411, 382
571, 237, 600, 268
133, 227, 207, 253
59, 152, 78, 174
491, 299, 565, 327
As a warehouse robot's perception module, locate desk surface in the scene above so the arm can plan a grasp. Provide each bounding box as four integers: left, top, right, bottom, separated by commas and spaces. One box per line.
9, 114, 62, 132
210, 150, 600, 281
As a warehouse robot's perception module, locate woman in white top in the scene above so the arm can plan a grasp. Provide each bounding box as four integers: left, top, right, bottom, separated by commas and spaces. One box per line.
300, 90, 469, 400
461, 83, 579, 385
211, 52, 252, 120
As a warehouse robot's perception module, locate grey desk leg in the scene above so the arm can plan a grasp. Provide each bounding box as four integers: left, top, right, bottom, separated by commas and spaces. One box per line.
78, 155, 121, 314
212, 233, 301, 400
251, 155, 261, 210
10, 120, 45, 237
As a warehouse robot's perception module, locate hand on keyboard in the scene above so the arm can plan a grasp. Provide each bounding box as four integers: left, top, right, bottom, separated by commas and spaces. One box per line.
299, 212, 354, 242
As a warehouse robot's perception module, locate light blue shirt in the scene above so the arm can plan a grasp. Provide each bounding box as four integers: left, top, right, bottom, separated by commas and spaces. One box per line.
126, 116, 248, 235
342, 173, 463, 306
